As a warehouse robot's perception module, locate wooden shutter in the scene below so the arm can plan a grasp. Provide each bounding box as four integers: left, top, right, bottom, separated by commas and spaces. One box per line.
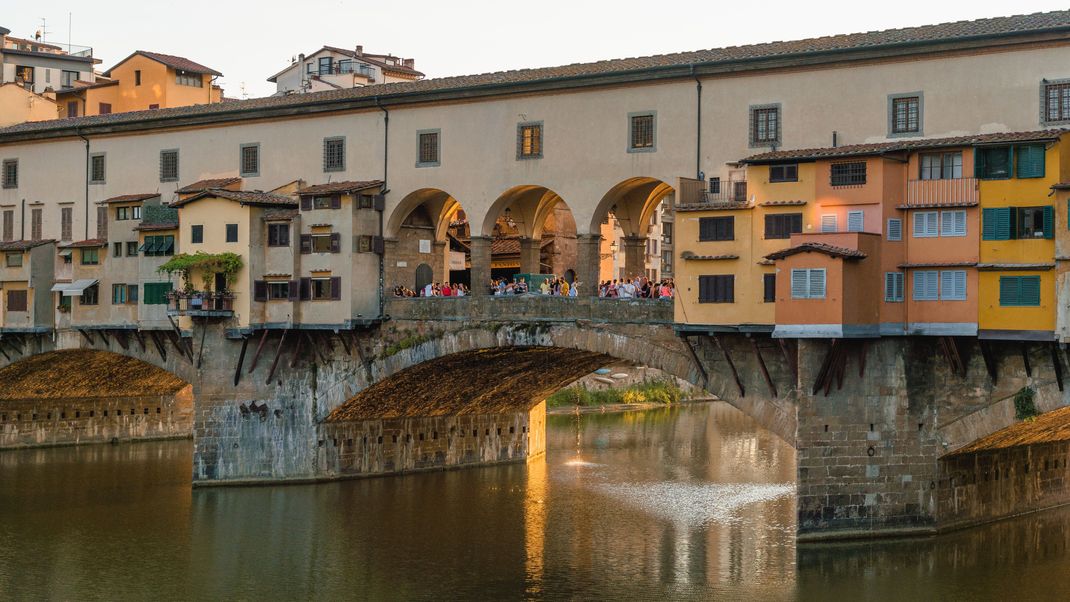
996, 207, 1013, 240
299, 278, 311, 301
96, 206, 108, 239
821, 215, 837, 233
300, 234, 312, 254
253, 280, 267, 302
999, 276, 1018, 306
790, 214, 802, 235
973, 148, 987, 178
790, 269, 808, 299
1016, 145, 1045, 178
330, 277, 342, 300
330, 196, 342, 210
764, 215, 775, 238
288, 280, 300, 301
847, 211, 863, 232
300, 197, 312, 211
982, 208, 996, 240
808, 270, 825, 299
884, 273, 896, 302
887, 219, 902, 241
1020, 276, 1041, 306
763, 273, 776, 303
373, 194, 386, 212
267, 225, 278, 246
1043, 206, 1055, 239
7, 290, 27, 312
280, 225, 290, 246
330, 233, 341, 253
372, 236, 385, 254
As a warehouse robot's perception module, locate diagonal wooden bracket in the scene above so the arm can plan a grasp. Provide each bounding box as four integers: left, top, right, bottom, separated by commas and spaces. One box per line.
1051, 342, 1064, 392
978, 339, 998, 384
712, 334, 745, 398
751, 337, 777, 398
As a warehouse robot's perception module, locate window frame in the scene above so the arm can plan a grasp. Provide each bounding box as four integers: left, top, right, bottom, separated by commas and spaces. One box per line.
698, 216, 734, 242
1000, 275, 1042, 307
159, 149, 179, 183
416, 129, 440, 167
80, 284, 99, 306
2, 159, 18, 189
225, 224, 238, 243
310, 233, 333, 253
830, 161, 867, 187
764, 213, 803, 240
887, 218, 903, 241
516, 121, 543, 160
310, 277, 333, 301
939, 270, 968, 301
80, 247, 99, 266
89, 152, 106, 184
940, 210, 967, 237
888, 92, 923, 137
763, 273, 776, 303
884, 272, 904, 302
912, 270, 939, 301
749, 103, 781, 147
6, 289, 28, 312
627, 111, 656, 153
5, 252, 23, 268
191, 224, 204, 244
790, 268, 826, 300
697, 274, 734, 303
1041, 79, 1070, 126
267, 281, 291, 301
323, 136, 346, 172
126, 241, 138, 257
143, 282, 173, 306
240, 143, 260, 177
267, 223, 290, 247
919, 151, 963, 180
175, 69, 204, 87
769, 163, 798, 183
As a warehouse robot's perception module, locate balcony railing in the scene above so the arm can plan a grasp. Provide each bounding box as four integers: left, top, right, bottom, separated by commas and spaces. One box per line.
704, 180, 748, 204
167, 291, 235, 317
905, 177, 979, 207
311, 63, 376, 80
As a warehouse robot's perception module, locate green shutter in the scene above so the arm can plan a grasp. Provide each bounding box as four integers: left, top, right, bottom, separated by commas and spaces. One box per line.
1020, 276, 1041, 306
982, 208, 997, 240
999, 276, 1020, 306
974, 148, 987, 179
1016, 145, 1046, 179
994, 207, 1013, 240
143, 282, 173, 305
1044, 205, 1055, 239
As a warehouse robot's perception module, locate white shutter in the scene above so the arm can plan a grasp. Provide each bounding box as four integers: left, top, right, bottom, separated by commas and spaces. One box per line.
847, 211, 864, 232
808, 269, 826, 299
821, 215, 837, 233
913, 271, 924, 300
895, 273, 904, 301
914, 212, 938, 238
940, 270, 954, 299
926, 212, 939, 237
926, 271, 938, 300
953, 211, 966, 236
884, 272, 895, 301
940, 211, 954, 236
914, 271, 938, 301
887, 218, 902, 241
791, 269, 808, 299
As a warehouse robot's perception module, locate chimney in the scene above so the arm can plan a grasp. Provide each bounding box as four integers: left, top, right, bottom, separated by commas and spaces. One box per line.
355, 45, 363, 57
298, 53, 305, 62
42, 87, 56, 101
403, 58, 414, 69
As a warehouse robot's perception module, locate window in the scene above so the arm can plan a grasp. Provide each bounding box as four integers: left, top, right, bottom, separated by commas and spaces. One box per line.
66, 101, 78, 118
311, 277, 335, 300
149, 104, 159, 110
1, 210, 11, 242
940, 210, 967, 237
141, 235, 175, 257
81, 248, 99, 265
6, 289, 27, 312
698, 216, 734, 241
790, 269, 826, 299
61, 70, 78, 88
113, 242, 123, 258
191, 224, 204, 244
310, 233, 335, 253
912, 271, 939, 301
662, 250, 672, 273
143, 282, 173, 305
1017, 206, 1051, 239
974, 147, 1011, 180
5, 252, 22, 267
708, 177, 721, 194
81, 284, 99, 305
135, 70, 141, 86
982, 206, 1053, 240
323, 137, 345, 172
1000, 276, 1041, 307
318, 56, 333, 75
112, 283, 127, 305
267, 281, 291, 300
127, 241, 138, 256
2, 159, 17, 189
127, 284, 138, 304
240, 143, 260, 177
887, 218, 902, 241
98, 103, 112, 115
750, 104, 780, 146
662, 222, 673, 245
267, 223, 290, 247
820, 214, 837, 233
764, 213, 802, 239
889, 93, 922, 135
913, 211, 939, 238
1043, 80, 1070, 125
517, 122, 542, 159
629, 112, 656, 151
89, 153, 106, 183
763, 273, 776, 303
417, 130, 440, 166
847, 211, 864, 233
115, 206, 141, 221
31, 209, 41, 241
830, 162, 866, 186
312, 196, 338, 210
1016, 145, 1045, 179
225, 224, 238, 243
61, 207, 72, 241
175, 69, 203, 87
884, 272, 904, 302
698, 275, 734, 303
160, 149, 179, 182
940, 270, 967, 301
920, 152, 962, 180
769, 164, 798, 182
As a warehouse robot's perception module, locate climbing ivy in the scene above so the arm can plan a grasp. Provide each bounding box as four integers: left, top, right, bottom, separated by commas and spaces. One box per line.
158, 252, 244, 293
1014, 386, 1039, 421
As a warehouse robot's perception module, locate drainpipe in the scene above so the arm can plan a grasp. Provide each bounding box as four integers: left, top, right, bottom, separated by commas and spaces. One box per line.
76, 129, 89, 239
375, 96, 389, 320
692, 64, 702, 180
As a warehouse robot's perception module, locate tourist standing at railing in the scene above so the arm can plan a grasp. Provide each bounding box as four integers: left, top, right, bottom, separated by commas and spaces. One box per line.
442, 282, 453, 297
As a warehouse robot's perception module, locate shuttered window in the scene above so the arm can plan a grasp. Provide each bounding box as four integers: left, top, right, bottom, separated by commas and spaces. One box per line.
790, 269, 825, 299
830, 162, 866, 186
975, 147, 1011, 180
159, 149, 179, 182
763, 273, 776, 303
89, 153, 106, 184
764, 213, 802, 239
698, 275, 734, 303
820, 214, 837, 233
847, 211, 864, 232
884, 272, 904, 302
939, 270, 967, 301
61, 207, 72, 241
1016, 144, 1046, 178
999, 276, 1041, 307
6, 289, 27, 312
191, 224, 204, 244
1, 159, 17, 189
887, 218, 902, 241
418, 131, 440, 165
699, 216, 734, 241
31, 208, 42, 241
939, 210, 967, 237
912, 271, 939, 301
225, 224, 238, 243
982, 207, 1013, 240
913, 211, 938, 238
143, 282, 173, 305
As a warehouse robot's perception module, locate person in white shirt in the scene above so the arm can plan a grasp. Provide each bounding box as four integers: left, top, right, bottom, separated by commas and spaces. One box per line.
423, 283, 434, 297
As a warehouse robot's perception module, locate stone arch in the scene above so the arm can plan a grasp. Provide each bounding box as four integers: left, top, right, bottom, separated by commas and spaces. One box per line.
386, 188, 465, 242
588, 176, 674, 237
385, 188, 469, 289
478, 185, 578, 278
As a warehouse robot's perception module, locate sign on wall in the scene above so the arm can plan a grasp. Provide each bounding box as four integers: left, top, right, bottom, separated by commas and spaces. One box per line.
419, 239, 431, 254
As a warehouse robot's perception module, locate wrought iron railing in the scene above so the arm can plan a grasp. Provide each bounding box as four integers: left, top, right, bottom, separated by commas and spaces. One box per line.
167, 291, 235, 315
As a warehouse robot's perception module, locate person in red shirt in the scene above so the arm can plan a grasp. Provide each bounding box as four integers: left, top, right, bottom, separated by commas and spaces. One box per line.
441, 282, 453, 297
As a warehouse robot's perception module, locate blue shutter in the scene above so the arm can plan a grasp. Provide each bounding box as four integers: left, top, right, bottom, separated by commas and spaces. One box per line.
1044, 205, 1055, 239
1016, 145, 1046, 179
999, 276, 1019, 306
982, 208, 997, 240
995, 207, 1013, 240
1020, 276, 1041, 306
974, 148, 987, 179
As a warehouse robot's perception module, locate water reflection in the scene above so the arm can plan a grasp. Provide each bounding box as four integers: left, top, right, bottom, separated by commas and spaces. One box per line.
2, 402, 1070, 599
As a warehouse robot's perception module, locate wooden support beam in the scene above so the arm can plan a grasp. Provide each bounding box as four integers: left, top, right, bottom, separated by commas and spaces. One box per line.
679, 334, 710, 392
78, 329, 96, 346
149, 331, 167, 362
307, 330, 329, 365
712, 334, 744, 398
233, 336, 249, 387
96, 329, 111, 346
266, 329, 290, 384
352, 331, 373, 383
778, 338, 799, 384
196, 320, 209, 369
289, 330, 305, 369
1052, 342, 1064, 392
0, 343, 11, 362
247, 329, 270, 374
133, 329, 147, 353
812, 339, 839, 395
167, 331, 190, 363
0, 336, 22, 356
113, 329, 130, 351
978, 339, 998, 384
834, 343, 847, 392
1021, 342, 1032, 377
336, 330, 352, 357
751, 338, 777, 398
858, 340, 869, 378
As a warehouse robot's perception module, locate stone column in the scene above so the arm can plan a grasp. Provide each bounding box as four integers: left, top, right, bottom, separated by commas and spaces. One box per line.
382, 238, 400, 289
519, 237, 541, 275
433, 241, 448, 283
469, 236, 492, 295
621, 235, 648, 280
575, 234, 602, 297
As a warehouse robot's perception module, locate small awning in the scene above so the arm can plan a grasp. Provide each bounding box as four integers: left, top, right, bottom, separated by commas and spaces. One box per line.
61, 279, 98, 296
58, 249, 73, 258
50, 282, 73, 292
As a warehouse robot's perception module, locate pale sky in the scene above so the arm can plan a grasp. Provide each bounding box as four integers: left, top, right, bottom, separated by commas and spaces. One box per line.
5, 0, 1069, 98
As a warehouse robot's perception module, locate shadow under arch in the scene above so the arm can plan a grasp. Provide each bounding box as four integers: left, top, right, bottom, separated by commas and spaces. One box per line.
588, 176, 675, 237
386, 188, 465, 242
478, 184, 579, 279
0, 349, 189, 401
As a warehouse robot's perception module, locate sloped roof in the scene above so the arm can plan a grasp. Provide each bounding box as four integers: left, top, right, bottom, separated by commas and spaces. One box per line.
102, 193, 160, 204
134, 222, 178, 232
945, 405, 1070, 456
4, 10, 1070, 140
59, 239, 107, 248
105, 50, 222, 77
764, 242, 867, 260
743, 130, 1067, 164
268, 46, 424, 82
175, 177, 242, 194
297, 180, 383, 196
0, 239, 54, 251
171, 188, 297, 208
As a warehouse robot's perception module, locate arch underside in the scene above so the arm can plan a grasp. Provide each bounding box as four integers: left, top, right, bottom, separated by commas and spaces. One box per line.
0, 349, 188, 401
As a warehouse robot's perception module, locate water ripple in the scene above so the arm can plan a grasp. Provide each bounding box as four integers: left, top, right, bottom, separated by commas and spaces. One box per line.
594, 481, 795, 528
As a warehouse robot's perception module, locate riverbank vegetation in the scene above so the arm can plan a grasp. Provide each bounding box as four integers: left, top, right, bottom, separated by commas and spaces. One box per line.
546, 378, 685, 408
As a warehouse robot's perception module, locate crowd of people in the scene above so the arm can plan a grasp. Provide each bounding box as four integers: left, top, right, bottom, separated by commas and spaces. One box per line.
394, 274, 674, 299
598, 277, 674, 299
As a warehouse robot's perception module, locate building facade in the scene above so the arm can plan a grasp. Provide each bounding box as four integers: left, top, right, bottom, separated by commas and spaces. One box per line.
268, 45, 422, 95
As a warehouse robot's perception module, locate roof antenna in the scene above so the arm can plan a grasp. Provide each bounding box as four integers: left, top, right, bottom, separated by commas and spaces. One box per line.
832, 130, 838, 148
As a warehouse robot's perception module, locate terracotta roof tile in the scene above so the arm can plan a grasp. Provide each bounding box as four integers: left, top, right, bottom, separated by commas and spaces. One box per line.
5, 11, 1070, 139
765, 242, 867, 260
263, 208, 299, 221
759, 200, 807, 206
102, 193, 160, 204
297, 180, 383, 196
106, 50, 222, 77
898, 261, 977, 268
945, 405, 1070, 456
0, 239, 55, 251
680, 252, 739, 261
322, 46, 424, 77
175, 177, 242, 194
134, 222, 178, 232
59, 239, 108, 248
976, 262, 1055, 270
171, 189, 297, 208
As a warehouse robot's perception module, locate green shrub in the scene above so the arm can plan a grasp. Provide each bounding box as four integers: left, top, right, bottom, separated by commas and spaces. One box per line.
1014, 386, 1039, 421
547, 377, 684, 408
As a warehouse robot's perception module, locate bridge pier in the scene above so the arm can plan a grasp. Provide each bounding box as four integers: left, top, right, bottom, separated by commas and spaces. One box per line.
575, 234, 601, 295
470, 236, 492, 294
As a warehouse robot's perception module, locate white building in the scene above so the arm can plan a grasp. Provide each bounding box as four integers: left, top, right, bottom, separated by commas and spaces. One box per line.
0, 26, 99, 94
268, 45, 423, 95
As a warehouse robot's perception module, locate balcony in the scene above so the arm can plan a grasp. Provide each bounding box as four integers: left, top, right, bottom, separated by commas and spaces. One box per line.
904, 178, 979, 208
167, 291, 235, 318
676, 177, 749, 210
705, 180, 748, 204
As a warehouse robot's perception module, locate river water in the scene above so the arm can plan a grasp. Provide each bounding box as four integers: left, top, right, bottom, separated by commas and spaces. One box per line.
2, 402, 1070, 600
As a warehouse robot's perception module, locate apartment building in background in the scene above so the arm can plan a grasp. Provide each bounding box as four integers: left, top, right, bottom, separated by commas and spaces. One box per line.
268, 45, 423, 95
0, 26, 98, 94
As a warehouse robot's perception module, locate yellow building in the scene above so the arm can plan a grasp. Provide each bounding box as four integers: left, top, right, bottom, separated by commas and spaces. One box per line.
0, 83, 58, 126
58, 50, 223, 118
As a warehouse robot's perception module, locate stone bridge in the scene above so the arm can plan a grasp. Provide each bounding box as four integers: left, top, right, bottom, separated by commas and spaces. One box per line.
1, 297, 1069, 541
